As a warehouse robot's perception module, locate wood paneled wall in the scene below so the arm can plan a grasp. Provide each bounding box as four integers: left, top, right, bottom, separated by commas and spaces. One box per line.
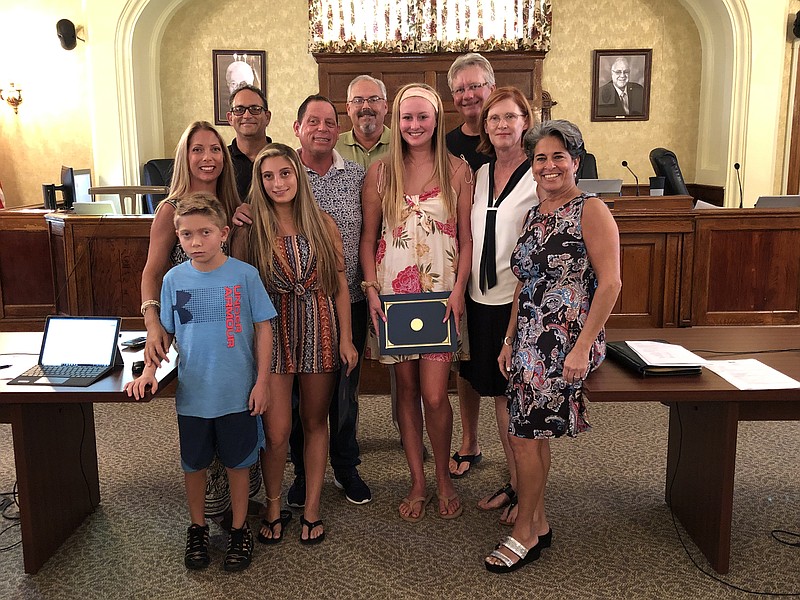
315, 51, 547, 132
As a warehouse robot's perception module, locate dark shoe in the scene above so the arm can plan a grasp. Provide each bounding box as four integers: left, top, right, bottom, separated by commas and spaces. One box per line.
449, 451, 483, 479
184, 523, 210, 570
257, 510, 292, 544
334, 469, 372, 505
485, 535, 540, 573
299, 514, 325, 545
478, 482, 516, 511
537, 528, 553, 552
287, 474, 306, 508
224, 523, 253, 572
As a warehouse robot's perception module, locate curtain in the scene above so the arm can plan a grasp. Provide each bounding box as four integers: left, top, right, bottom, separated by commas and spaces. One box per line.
309, 0, 551, 53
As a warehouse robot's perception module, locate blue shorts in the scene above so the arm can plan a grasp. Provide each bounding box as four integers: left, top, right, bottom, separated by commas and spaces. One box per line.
177, 410, 265, 473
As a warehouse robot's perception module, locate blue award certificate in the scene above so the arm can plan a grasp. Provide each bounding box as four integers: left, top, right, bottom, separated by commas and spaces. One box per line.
378, 292, 457, 355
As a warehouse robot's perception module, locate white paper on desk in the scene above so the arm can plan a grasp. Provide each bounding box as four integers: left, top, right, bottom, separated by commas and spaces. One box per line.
704, 359, 800, 390
626, 341, 708, 367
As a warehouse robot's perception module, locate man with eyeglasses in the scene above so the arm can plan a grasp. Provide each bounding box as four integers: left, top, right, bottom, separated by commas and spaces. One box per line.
597, 57, 644, 117
335, 75, 391, 168
446, 53, 496, 172
226, 84, 273, 200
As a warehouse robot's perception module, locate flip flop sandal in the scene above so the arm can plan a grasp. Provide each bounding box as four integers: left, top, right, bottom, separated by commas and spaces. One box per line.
449, 451, 483, 479
437, 494, 463, 519
499, 496, 519, 526
299, 514, 325, 545
478, 482, 516, 511
399, 493, 433, 523
257, 509, 292, 544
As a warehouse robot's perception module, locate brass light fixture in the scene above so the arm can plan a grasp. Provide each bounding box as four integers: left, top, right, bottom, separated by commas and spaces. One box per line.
0, 83, 22, 114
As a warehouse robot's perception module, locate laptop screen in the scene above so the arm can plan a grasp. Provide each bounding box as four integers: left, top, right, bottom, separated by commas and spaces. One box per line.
40, 316, 121, 367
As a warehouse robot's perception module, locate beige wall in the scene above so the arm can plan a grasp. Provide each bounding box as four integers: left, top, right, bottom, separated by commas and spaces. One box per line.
159, 0, 318, 155
0, 0, 93, 208
543, 0, 701, 185
159, 0, 702, 187
1, 0, 798, 208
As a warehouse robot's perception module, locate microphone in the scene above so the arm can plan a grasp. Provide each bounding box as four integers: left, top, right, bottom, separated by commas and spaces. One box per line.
621, 160, 639, 196
734, 162, 743, 209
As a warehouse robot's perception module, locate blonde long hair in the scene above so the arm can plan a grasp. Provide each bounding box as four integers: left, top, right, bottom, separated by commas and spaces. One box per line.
383, 83, 456, 228
243, 143, 340, 296
166, 121, 240, 223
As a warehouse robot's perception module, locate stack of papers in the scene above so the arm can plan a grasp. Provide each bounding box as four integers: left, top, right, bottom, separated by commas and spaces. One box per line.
704, 359, 800, 390
626, 341, 707, 367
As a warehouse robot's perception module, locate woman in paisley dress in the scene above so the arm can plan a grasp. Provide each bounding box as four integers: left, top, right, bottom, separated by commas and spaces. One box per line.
139, 121, 263, 524
360, 83, 473, 522
486, 120, 621, 573
231, 143, 357, 544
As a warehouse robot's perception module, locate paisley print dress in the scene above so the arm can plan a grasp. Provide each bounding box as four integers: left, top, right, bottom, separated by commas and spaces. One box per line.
506, 194, 605, 439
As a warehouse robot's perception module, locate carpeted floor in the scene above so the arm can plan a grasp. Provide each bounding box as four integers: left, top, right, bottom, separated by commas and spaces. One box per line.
1, 395, 798, 599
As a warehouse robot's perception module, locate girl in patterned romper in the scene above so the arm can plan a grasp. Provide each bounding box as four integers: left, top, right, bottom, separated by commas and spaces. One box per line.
231, 143, 357, 545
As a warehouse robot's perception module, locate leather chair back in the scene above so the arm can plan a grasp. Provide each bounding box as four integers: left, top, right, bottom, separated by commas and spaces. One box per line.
649, 148, 690, 196
577, 151, 598, 181
142, 159, 174, 213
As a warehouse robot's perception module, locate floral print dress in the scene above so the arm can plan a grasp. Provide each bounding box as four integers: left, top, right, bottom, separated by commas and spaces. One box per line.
506, 194, 605, 439
366, 188, 466, 364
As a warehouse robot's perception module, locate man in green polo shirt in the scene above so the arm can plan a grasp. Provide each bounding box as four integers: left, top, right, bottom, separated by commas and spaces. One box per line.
335, 75, 390, 168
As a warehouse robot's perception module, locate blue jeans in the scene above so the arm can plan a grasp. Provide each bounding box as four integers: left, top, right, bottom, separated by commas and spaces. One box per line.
289, 299, 367, 474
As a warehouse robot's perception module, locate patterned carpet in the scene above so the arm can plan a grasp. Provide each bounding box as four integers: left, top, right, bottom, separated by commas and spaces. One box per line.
1, 395, 798, 599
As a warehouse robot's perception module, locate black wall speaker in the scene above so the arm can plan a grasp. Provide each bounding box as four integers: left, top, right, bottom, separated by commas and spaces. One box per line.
57, 19, 77, 50
794, 11, 800, 39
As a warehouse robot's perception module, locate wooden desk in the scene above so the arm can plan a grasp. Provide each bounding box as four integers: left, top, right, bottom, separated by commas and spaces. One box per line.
0, 332, 177, 574
584, 326, 800, 574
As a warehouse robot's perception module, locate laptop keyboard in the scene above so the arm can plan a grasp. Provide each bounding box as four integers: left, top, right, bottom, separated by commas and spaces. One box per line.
22, 365, 107, 378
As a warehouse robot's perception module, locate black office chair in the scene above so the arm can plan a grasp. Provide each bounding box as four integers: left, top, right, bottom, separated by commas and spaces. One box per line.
649, 148, 690, 196
141, 158, 174, 213
576, 150, 598, 181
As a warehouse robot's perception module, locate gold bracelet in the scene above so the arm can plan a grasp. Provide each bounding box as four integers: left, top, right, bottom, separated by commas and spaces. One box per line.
360, 280, 381, 292
503, 336, 513, 346
140, 300, 161, 317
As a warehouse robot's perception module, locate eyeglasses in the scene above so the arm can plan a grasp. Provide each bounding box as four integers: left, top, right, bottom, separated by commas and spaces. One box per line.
611, 70, 630, 76
348, 96, 385, 106
451, 82, 491, 97
230, 105, 266, 116
486, 113, 526, 126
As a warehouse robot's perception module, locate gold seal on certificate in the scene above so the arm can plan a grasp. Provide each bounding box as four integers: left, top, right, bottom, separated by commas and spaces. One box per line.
378, 292, 457, 355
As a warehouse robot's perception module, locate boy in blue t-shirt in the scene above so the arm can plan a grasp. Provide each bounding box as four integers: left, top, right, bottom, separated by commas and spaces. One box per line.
125, 192, 276, 572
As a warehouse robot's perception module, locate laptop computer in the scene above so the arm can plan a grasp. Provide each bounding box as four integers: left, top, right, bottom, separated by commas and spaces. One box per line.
754, 195, 800, 208
576, 178, 623, 196
73, 200, 118, 215
9, 316, 123, 387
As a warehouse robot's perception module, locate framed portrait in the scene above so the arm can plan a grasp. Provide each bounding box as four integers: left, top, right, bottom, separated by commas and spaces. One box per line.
591, 49, 652, 122
212, 50, 267, 126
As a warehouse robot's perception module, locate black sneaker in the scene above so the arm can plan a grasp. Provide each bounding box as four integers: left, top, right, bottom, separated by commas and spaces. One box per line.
287, 474, 306, 508
334, 469, 372, 505
184, 523, 210, 570
224, 523, 253, 572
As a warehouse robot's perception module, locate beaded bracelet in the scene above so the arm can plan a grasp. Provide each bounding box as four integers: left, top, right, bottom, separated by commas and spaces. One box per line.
360, 280, 381, 292
140, 299, 161, 316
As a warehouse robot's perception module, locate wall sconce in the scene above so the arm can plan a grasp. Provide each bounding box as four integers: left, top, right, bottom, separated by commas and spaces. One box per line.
0, 84, 22, 114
